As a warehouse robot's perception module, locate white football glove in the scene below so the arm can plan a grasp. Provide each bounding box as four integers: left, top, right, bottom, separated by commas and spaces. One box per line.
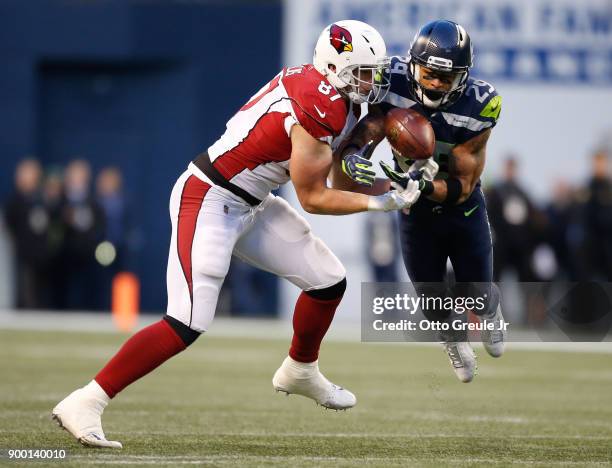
368, 179, 421, 212
409, 158, 439, 181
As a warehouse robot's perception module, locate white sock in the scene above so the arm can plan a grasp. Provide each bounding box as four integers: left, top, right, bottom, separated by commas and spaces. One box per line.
83, 380, 111, 406
285, 356, 319, 377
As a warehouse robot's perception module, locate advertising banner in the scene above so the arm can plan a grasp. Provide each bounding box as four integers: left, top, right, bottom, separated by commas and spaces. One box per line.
284, 0, 612, 85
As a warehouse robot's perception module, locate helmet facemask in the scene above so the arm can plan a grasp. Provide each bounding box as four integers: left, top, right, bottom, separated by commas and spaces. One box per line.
409, 61, 469, 109
336, 59, 391, 105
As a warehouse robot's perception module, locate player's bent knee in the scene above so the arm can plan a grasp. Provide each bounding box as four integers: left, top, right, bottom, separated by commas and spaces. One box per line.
163, 315, 201, 346
415, 282, 452, 323
305, 277, 347, 301
304, 236, 346, 287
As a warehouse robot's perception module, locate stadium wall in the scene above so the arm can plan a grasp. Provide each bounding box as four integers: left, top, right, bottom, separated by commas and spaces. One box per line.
0, 0, 282, 311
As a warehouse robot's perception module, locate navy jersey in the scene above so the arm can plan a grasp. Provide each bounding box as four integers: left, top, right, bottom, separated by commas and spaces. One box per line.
379, 56, 502, 180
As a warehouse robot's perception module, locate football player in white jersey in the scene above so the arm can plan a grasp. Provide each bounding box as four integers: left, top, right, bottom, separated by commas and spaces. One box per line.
52, 20, 422, 448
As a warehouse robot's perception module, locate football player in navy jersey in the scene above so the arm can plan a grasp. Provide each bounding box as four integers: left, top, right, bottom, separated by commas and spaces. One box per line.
332, 20, 506, 383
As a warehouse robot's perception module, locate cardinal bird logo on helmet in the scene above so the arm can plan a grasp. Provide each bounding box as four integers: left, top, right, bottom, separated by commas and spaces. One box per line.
329, 24, 353, 54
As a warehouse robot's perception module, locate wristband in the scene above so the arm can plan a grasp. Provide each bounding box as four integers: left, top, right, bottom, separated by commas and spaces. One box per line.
444, 177, 462, 205
418, 179, 434, 196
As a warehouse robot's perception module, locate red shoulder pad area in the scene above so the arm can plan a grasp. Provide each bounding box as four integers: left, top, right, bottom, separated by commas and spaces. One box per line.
282, 65, 347, 141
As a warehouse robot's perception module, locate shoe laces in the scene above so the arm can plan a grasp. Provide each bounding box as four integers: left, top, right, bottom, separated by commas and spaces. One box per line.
444, 343, 465, 369
488, 329, 504, 344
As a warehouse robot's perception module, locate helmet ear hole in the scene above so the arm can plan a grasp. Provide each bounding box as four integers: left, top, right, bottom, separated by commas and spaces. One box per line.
328, 64, 337, 73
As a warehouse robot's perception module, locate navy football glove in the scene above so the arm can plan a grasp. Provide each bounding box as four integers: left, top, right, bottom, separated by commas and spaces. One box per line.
342, 141, 376, 186
380, 160, 434, 195
379, 160, 415, 189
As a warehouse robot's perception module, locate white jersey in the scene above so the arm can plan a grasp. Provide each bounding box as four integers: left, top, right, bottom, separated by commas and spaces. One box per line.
197, 64, 351, 202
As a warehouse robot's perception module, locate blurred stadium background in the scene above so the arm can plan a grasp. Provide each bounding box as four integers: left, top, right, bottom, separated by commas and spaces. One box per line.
1, 1, 611, 465
1, 0, 611, 321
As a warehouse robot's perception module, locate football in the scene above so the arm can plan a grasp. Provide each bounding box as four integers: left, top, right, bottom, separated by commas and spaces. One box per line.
384, 107, 435, 160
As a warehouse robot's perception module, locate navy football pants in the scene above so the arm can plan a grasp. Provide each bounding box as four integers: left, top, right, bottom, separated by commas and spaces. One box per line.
399, 187, 494, 320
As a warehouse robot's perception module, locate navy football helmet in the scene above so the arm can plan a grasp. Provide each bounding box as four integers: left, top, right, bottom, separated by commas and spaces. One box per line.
407, 20, 473, 109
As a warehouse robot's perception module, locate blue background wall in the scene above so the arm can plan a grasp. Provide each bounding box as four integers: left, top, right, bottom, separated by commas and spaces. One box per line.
0, 0, 282, 310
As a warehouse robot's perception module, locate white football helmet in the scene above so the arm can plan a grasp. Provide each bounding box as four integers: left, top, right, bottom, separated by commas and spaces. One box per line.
313, 20, 390, 105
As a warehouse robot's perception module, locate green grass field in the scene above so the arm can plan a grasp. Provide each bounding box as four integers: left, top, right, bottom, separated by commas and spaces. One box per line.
1, 329, 611, 467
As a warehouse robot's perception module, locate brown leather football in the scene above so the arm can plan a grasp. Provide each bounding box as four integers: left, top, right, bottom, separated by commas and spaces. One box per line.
384, 107, 435, 160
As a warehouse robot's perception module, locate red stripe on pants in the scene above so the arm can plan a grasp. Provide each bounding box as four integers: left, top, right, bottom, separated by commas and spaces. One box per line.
177, 176, 210, 314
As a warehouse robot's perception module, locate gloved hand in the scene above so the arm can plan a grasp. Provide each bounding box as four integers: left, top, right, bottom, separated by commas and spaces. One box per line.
367, 179, 421, 212
408, 158, 439, 181
379, 160, 410, 188
380, 159, 436, 196
341, 141, 376, 186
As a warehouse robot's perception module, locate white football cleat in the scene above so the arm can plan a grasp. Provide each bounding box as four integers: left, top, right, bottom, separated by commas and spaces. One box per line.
441, 341, 477, 383
52, 381, 122, 449
478, 305, 507, 358
272, 356, 356, 410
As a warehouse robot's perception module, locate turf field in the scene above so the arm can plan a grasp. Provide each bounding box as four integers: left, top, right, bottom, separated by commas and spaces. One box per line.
1, 329, 611, 467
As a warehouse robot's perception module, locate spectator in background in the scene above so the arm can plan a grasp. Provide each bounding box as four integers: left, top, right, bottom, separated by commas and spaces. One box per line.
486, 157, 539, 282
543, 180, 576, 280
365, 212, 399, 282
96, 167, 126, 262
4, 158, 57, 308
60, 159, 105, 310
94, 166, 129, 309
43, 169, 65, 222
41, 169, 67, 309
583, 151, 612, 280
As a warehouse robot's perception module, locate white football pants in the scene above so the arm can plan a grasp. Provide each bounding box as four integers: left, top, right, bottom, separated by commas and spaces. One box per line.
166, 169, 346, 332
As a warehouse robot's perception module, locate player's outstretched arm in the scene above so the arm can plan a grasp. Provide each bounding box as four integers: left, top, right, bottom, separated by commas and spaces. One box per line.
291, 124, 371, 215
426, 129, 491, 204
290, 125, 420, 214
